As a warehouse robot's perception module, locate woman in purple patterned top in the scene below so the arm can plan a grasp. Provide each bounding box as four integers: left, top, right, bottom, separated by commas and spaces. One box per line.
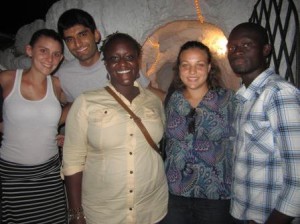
161, 41, 236, 224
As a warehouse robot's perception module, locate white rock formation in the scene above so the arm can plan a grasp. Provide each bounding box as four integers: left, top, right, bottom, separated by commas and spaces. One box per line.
0, 0, 299, 90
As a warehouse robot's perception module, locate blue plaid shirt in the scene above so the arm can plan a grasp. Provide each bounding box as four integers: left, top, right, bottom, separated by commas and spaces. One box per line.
230, 68, 300, 223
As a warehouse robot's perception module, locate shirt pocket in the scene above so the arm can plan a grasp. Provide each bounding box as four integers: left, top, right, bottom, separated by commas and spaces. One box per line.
88, 108, 119, 128
243, 120, 274, 157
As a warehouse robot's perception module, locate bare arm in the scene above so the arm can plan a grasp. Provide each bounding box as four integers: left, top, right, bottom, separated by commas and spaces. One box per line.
51, 76, 72, 126
59, 102, 72, 126
65, 172, 86, 224
0, 70, 16, 134
265, 209, 294, 224
147, 85, 166, 102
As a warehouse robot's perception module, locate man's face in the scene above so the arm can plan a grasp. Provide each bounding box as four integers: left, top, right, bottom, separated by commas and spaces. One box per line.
227, 29, 266, 77
63, 24, 101, 66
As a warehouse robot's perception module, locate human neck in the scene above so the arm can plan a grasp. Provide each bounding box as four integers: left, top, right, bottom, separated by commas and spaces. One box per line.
241, 66, 267, 88
79, 51, 101, 67
113, 85, 140, 103
184, 86, 209, 108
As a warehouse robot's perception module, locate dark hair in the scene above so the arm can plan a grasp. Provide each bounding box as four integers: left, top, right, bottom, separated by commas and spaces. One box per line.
29, 29, 64, 53
57, 8, 97, 38
229, 22, 269, 46
171, 40, 220, 91
100, 32, 142, 61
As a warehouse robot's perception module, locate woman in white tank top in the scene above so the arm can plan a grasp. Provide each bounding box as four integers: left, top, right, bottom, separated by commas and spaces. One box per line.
0, 29, 68, 223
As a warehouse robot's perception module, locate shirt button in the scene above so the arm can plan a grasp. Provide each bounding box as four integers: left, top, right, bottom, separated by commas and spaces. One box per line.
130, 116, 133, 119
130, 171, 133, 174
129, 190, 133, 193
129, 208, 132, 211
130, 134, 133, 136
129, 152, 133, 155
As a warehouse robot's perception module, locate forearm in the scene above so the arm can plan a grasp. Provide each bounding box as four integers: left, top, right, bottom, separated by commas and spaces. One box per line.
65, 172, 86, 223
59, 103, 72, 126
265, 209, 294, 224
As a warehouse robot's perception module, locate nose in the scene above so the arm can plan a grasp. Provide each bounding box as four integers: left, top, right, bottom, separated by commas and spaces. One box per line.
235, 46, 245, 55
45, 53, 54, 63
118, 57, 128, 66
74, 38, 82, 47
189, 65, 197, 74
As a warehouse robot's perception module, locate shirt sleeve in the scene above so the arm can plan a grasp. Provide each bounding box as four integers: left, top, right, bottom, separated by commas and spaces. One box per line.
62, 94, 88, 176
269, 88, 300, 217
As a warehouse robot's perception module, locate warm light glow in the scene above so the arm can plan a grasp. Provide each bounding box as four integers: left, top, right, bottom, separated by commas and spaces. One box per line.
202, 33, 228, 57
146, 38, 161, 76
194, 0, 204, 23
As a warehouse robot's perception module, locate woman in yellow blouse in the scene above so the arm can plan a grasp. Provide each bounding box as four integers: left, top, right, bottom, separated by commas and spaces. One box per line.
62, 32, 168, 224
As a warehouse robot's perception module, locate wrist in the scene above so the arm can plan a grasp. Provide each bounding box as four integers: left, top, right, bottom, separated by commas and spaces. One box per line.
68, 206, 86, 222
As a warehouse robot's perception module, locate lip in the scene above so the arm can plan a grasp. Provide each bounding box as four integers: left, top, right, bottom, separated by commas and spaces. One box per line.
117, 69, 131, 74
76, 46, 88, 54
231, 57, 246, 65
42, 63, 52, 69
187, 77, 198, 81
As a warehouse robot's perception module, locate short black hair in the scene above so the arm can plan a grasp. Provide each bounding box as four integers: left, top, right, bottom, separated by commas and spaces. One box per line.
100, 32, 142, 61
57, 8, 97, 38
229, 22, 269, 46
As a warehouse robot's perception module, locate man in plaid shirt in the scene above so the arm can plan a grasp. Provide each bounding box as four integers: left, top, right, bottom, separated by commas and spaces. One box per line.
227, 22, 300, 224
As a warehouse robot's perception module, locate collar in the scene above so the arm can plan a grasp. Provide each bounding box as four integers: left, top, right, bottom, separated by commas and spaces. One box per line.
236, 68, 275, 102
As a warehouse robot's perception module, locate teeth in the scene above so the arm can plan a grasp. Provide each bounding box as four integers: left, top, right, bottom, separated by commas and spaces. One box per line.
77, 47, 87, 53
117, 70, 130, 74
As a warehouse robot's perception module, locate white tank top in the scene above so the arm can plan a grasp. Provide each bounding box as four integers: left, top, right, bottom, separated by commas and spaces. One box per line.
0, 69, 62, 165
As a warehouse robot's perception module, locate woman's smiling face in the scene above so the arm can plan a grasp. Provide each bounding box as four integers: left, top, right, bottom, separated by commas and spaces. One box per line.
104, 38, 140, 88
179, 48, 211, 91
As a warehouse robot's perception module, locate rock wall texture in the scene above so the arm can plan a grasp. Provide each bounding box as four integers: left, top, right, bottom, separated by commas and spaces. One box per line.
0, 0, 299, 90
0, 0, 258, 67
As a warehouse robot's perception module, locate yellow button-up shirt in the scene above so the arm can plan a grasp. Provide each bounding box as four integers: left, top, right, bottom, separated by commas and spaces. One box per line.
63, 83, 168, 224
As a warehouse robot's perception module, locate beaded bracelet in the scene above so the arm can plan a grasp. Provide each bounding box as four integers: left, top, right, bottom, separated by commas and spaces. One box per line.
68, 207, 86, 222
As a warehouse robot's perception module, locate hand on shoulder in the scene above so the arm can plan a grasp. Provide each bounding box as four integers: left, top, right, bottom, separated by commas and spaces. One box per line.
147, 85, 166, 102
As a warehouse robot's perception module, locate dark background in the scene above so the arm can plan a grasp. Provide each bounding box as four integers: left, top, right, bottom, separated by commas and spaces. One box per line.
0, 0, 60, 35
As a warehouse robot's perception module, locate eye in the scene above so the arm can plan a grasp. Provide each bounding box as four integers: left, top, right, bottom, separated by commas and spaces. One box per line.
241, 42, 254, 49
180, 63, 189, 69
108, 56, 120, 63
64, 37, 73, 44
227, 45, 236, 53
196, 63, 205, 68
39, 48, 47, 54
79, 31, 88, 38
125, 55, 136, 61
53, 52, 62, 58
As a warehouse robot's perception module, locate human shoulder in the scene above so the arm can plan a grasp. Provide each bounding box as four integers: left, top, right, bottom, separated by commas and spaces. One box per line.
0, 70, 16, 86
81, 87, 108, 101
264, 72, 299, 95
219, 87, 236, 101
143, 86, 162, 101
0, 69, 18, 98
55, 59, 79, 77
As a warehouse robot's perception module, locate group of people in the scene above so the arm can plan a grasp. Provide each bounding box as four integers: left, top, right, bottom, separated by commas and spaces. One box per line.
0, 7, 299, 224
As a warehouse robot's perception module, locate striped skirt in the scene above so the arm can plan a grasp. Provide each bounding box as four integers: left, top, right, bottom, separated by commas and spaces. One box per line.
0, 154, 67, 224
